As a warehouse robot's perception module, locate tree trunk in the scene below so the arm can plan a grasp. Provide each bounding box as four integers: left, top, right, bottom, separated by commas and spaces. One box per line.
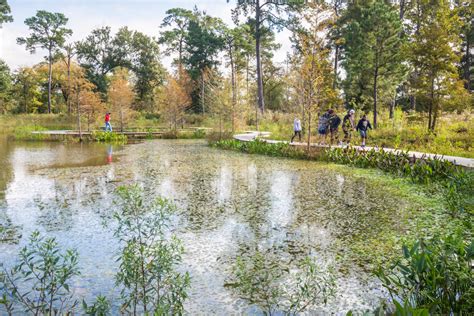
255, 0, 265, 113
373, 68, 378, 129
77, 90, 82, 141
428, 77, 434, 132
463, 32, 471, 90
307, 112, 311, 150
47, 49, 53, 114
333, 45, 339, 89
67, 57, 71, 114
201, 70, 205, 114
230, 46, 237, 134
120, 106, 124, 133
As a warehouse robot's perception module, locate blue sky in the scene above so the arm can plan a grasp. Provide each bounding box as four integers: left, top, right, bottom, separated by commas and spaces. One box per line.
0, 0, 291, 71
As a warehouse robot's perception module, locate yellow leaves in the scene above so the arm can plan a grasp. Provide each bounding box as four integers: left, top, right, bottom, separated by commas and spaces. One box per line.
157, 73, 191, 129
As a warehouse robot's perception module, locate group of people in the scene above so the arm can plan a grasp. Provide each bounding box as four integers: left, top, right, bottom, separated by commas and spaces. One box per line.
291, 109, 372, 147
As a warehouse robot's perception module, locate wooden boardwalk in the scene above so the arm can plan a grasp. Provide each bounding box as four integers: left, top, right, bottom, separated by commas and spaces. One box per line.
234, 131, 474, 168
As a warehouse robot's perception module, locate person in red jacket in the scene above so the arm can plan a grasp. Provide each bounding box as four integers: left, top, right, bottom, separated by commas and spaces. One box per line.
105, 112, 112, 132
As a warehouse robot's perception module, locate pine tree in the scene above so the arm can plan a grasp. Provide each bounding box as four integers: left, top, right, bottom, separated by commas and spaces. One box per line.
340, 0, 407, 128
409, 0, 462, 131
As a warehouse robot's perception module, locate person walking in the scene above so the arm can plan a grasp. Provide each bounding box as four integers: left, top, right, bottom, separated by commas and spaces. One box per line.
356, 114, 372, 147
317, 109, 331, 145
342, 109, 356, 144
105, 112, 112, 132
328, 110, 341, 145
291, 117, 302, 143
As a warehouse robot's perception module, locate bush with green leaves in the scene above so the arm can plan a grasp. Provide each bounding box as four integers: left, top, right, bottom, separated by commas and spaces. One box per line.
113, 185, 190, 315
226, 249, 336, 315
92, 131, 128, 143
82, 295, 111, 316
0, 231, 80, 315
375, 233, 474, 314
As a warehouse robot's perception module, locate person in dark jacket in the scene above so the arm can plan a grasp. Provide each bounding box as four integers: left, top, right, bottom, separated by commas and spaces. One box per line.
328, 111, 341, 145
356, 114, 372, 147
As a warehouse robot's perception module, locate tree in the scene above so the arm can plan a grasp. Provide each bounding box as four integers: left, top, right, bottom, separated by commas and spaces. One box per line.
58, 43, 76, 114
229, 0, 302, 114
293, 4, 339, 149
0, 0, 13, 27
409, 0, 463, 131
183, 13, 224, 113
108, 68, 134, 133
128, 31, 165, 110
456, 0, 473, 92
81, 90, 104, 131
17, 10, 72, 113
340, 0, 407, 128
12, 67, 42, 113
70, 67, 95, 140
0, 60, 11, 114
159, 8, 196, 75
75, 26, 129, 94
157, 74, 191, 131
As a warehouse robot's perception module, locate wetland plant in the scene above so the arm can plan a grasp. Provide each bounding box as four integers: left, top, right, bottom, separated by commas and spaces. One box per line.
113, 185, 190, 315
0, 231, 80, 315
375, 233, 474, 314
226, 250, 336, 315
92, 131, 128, 143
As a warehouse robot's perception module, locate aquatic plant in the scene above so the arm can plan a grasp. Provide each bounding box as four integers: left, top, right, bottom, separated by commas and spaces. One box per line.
92, 131, 128, 143
325, 147, 467, 185
226, 250, 336, 315
83, 295, 111, 316
113, 185, 190, 315
211, 139, 307, 159
375, 233, 474, 314
0, 231, 80, 315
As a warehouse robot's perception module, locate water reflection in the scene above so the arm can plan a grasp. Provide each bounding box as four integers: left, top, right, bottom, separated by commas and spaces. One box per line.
0, 139, 412, 313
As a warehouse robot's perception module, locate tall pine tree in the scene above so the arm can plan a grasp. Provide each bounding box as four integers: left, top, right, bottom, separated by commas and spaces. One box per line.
340, 0, 407, 128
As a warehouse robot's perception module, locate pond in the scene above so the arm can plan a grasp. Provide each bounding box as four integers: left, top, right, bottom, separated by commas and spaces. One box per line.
0, 138, 418, 314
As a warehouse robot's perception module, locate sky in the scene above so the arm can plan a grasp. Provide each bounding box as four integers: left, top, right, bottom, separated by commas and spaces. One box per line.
0, 0, 292, 71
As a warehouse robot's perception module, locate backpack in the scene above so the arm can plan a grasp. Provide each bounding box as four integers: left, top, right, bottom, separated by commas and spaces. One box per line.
329, 115, 341, 129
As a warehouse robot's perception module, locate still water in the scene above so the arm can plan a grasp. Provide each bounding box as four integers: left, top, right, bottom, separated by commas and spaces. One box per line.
0, 138, 411, 314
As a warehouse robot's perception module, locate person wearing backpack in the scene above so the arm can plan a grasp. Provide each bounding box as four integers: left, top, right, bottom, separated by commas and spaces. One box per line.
356, 114, 372, 147
317, 109, 331, 145
328, 110, 341, 145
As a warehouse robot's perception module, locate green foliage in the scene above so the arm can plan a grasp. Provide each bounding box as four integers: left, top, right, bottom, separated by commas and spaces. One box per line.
325, 147, 467, 186
340, 0, 407, 125
211, 139, 308, 159
0, 0, 13, 27
375, 234, 474, 314
0, 231, 80, 315
112, 185, 190, 315
92, 131, 127, 143
76, 26, 165, 100
227, 250, 336, 315
13, 125, 49, 140
82, 295, 111, 316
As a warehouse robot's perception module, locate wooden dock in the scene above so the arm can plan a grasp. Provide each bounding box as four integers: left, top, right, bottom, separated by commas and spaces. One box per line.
234, 131, 474, 168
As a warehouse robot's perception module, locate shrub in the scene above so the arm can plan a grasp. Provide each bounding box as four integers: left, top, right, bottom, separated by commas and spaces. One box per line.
113, 185, 190, 315
0, 231, 80, 315
226, 250, 336, 315
375, 234, 474, 314
92, 131, 127, 143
